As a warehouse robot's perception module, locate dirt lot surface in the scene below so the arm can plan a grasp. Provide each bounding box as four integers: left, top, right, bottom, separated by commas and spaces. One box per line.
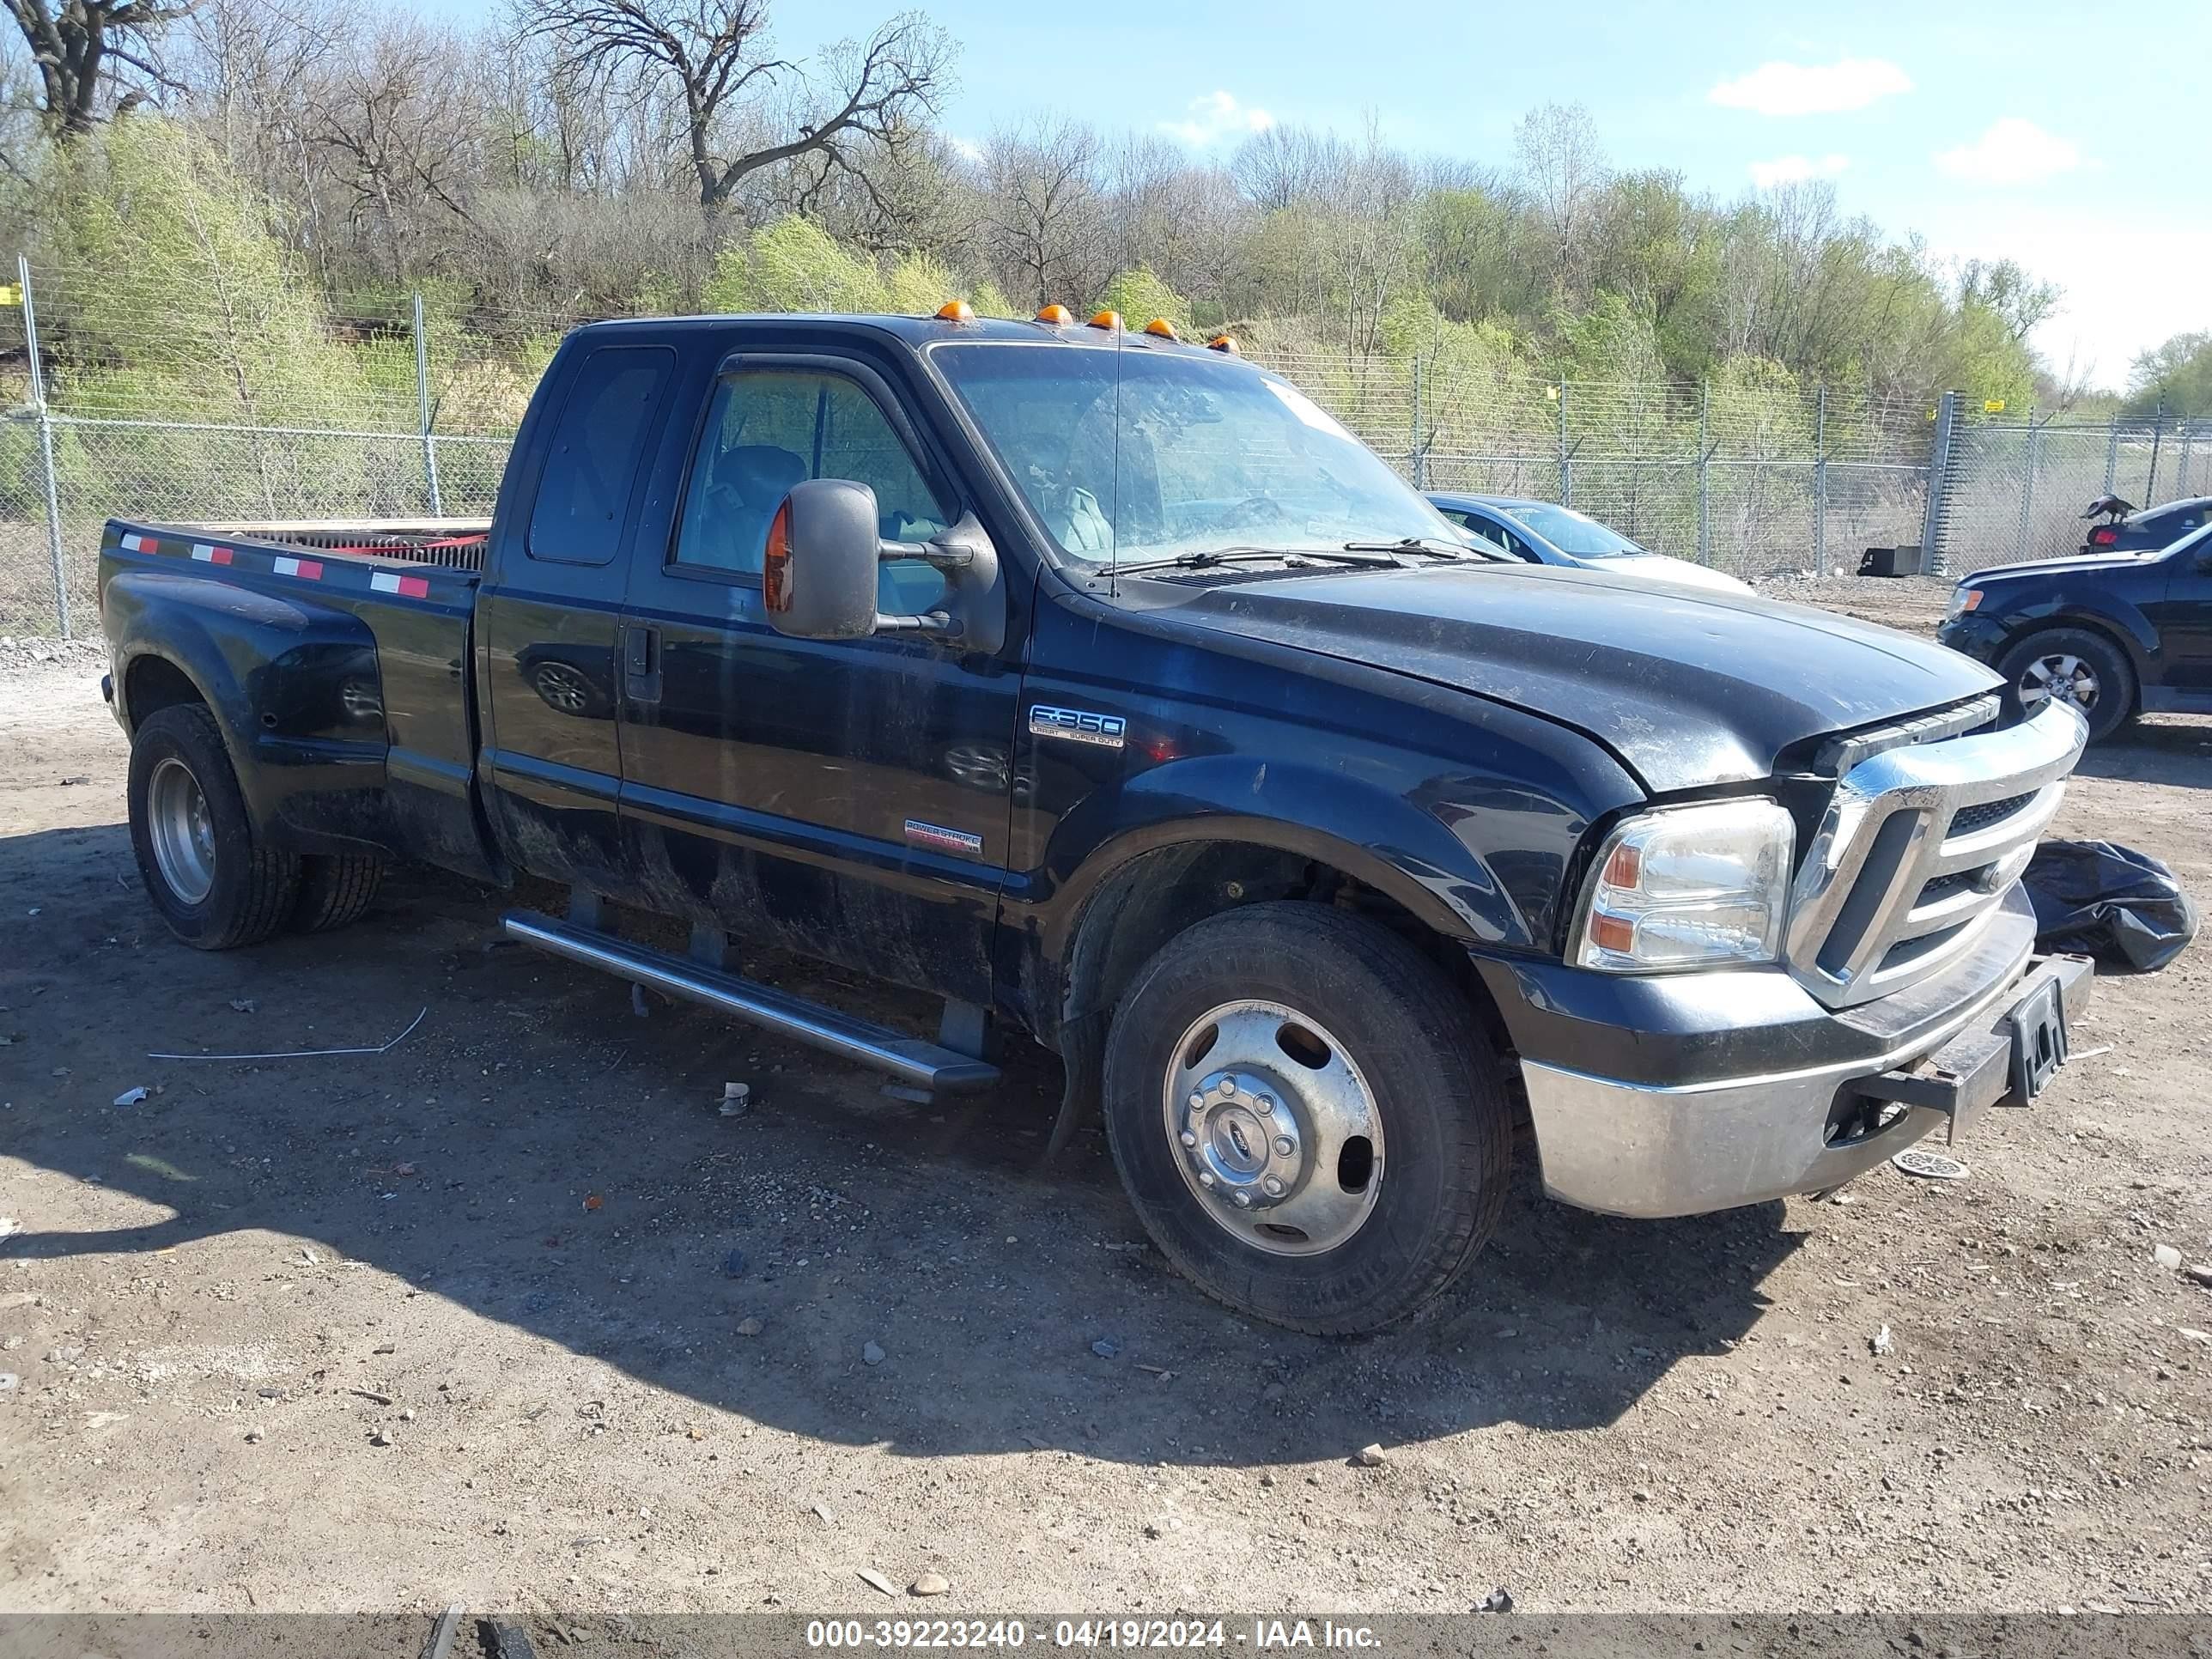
4, 599, 2212, 1630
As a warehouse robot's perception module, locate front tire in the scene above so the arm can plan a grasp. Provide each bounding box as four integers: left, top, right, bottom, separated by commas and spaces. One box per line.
127, 704, 300, 950
1102, 902, 1513, 1335
1997, 627, 2135, 743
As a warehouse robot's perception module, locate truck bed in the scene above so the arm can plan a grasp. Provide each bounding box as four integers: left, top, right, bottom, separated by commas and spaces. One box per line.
100, 514, 497, 882
106, 517, 491, 595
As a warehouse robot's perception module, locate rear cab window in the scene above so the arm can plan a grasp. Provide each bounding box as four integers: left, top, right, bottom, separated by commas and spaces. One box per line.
527, 345, 677, 566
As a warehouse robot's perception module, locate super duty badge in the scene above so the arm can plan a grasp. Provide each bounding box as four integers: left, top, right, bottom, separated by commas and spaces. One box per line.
1029, 705, 1127, 749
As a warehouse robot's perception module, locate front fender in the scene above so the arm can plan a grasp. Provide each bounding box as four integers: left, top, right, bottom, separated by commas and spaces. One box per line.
2000, 593, 2162, 678
1041, 753, 1541, 963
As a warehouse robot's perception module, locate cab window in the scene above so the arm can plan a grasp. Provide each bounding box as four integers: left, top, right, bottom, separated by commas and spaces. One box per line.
670, 368, 950, 612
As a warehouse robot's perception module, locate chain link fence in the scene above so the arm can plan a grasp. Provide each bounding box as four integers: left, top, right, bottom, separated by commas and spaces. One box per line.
2, 258, 2205, 636
1929, 407, 2212, 576
0, 414, 509, 634
1248, 348, 1936, 580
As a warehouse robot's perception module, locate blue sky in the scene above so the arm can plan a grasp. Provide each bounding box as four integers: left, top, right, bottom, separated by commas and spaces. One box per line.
422, 0, 2209, 390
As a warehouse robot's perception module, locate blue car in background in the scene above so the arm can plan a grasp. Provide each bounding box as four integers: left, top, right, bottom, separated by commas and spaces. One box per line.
1427, 492, 1753, 596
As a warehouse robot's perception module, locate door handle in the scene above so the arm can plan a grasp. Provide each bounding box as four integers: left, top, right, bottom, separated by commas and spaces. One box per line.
623, 623, 660, 701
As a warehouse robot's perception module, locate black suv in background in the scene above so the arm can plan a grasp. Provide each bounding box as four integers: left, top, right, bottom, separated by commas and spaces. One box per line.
1938, 521, 2212, 741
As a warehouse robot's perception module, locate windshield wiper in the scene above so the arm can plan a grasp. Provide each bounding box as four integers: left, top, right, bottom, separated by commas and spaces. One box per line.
1340, 536, 1499, 562
1115, 545, 1403, 574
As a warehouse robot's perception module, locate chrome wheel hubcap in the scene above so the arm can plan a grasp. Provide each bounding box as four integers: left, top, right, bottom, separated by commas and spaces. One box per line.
1161, 1000, 1383, 1255
2020, 653, 2099, 712
147, 756, 216, 905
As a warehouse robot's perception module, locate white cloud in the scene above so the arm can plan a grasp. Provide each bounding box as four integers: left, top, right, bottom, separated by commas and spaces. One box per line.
1934, 118, 2082, 186
944, 135, 982, 164
1749, 152, 1850, 190
1160, 90, 1275, 147
1709, 58, 1912, 117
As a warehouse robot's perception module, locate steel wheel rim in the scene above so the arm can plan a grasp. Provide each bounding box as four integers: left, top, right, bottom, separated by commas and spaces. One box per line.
2019, 653, 2100, 712
147, 756, 216, 905
1160, 999, 1385, 1256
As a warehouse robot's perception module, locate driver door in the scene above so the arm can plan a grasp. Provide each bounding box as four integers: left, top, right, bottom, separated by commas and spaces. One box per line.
615, 356, 1020, 1001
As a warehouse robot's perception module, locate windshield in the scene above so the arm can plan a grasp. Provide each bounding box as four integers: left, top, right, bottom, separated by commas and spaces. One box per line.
931, 342, 1453, 567
1501, 502, 1644, 558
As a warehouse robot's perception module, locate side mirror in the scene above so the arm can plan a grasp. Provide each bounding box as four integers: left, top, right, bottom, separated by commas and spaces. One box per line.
764, 478, 883, 641
765, 478, 1006, 654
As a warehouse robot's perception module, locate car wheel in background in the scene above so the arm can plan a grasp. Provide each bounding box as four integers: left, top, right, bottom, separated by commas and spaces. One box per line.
1996, 628, 2136, 744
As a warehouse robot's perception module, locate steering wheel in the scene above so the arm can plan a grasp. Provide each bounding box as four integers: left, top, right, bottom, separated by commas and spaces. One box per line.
1227, 494, 1295, 528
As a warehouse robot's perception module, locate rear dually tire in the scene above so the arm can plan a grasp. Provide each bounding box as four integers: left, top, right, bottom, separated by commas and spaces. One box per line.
127, 704, 300, 950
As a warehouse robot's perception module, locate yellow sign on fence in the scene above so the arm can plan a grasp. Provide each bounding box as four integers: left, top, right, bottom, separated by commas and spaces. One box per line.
1984, 398, 2008, 414
0, 283, 20, 307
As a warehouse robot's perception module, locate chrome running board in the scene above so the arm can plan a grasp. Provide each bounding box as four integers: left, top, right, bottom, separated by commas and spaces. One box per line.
501, 910, 1000, 1094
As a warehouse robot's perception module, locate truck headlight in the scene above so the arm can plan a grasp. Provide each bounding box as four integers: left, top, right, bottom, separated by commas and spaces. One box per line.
1945, 586, 1983, 619
1571, 799, 1796, 972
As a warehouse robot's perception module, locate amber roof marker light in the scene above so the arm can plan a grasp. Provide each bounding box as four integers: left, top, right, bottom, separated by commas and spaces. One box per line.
1036, 303, 1073, 325
1207, 335, 1240, 355
934, 300, 975, 323
1087, 310, 1122, 331
1143, 318, 1177, 339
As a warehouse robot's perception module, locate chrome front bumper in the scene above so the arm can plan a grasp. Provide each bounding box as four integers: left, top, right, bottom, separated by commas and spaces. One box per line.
1486, 886, 2094, 1218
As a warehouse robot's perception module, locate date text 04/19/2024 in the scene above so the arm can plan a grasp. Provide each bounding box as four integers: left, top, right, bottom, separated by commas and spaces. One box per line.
1054, 1624, 1376, 1650
802, 1620, 1382, 1650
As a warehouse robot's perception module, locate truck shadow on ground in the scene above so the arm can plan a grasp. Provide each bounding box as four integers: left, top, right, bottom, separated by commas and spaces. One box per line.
3, 824, 1802, 1469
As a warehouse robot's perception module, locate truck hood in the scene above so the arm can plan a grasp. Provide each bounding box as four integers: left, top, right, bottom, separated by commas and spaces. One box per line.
1157, 562, 2001, 792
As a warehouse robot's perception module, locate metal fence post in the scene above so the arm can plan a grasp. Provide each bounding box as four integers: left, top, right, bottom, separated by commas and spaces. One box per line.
19, 255, 71, 639
414, 292, 443, 516
1921, 391, 1959, 578
1409, 356, 1425, 489
2015, 414, 2039, 561
1556, 382, 1571, 507
1813, 384, 1827, 576
2179, 424, 2195, 495
2102, 419, 2119, 494
2145, 399, 2165, 505
1696, 380, 1711, 566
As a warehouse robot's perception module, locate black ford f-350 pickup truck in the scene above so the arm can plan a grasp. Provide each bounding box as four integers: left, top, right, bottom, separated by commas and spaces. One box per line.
98, 311, 2094, 1334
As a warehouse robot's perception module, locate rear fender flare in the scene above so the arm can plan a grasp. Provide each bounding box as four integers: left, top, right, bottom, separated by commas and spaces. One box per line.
105, 569, 386, 826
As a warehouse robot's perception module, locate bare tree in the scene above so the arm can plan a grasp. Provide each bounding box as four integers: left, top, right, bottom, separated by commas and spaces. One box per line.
4, 0, 198, 138
1318, 125, 1418, 356
1230, 122, 1346, 214
982, 118, 1107, 309
1512, 100, 1606, 295
781, 125, 980, 258
314, 16, 481, 276
513, 0, 952, 214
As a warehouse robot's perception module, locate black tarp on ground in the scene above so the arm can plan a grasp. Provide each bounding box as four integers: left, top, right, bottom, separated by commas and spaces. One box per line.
2024, 839, 2198, 973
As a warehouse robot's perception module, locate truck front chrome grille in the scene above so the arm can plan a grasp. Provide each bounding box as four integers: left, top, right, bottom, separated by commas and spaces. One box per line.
1786, 701, 2086, 1010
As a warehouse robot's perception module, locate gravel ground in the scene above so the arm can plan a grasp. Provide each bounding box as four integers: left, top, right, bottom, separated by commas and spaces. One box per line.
3, 604, 2211, 1630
